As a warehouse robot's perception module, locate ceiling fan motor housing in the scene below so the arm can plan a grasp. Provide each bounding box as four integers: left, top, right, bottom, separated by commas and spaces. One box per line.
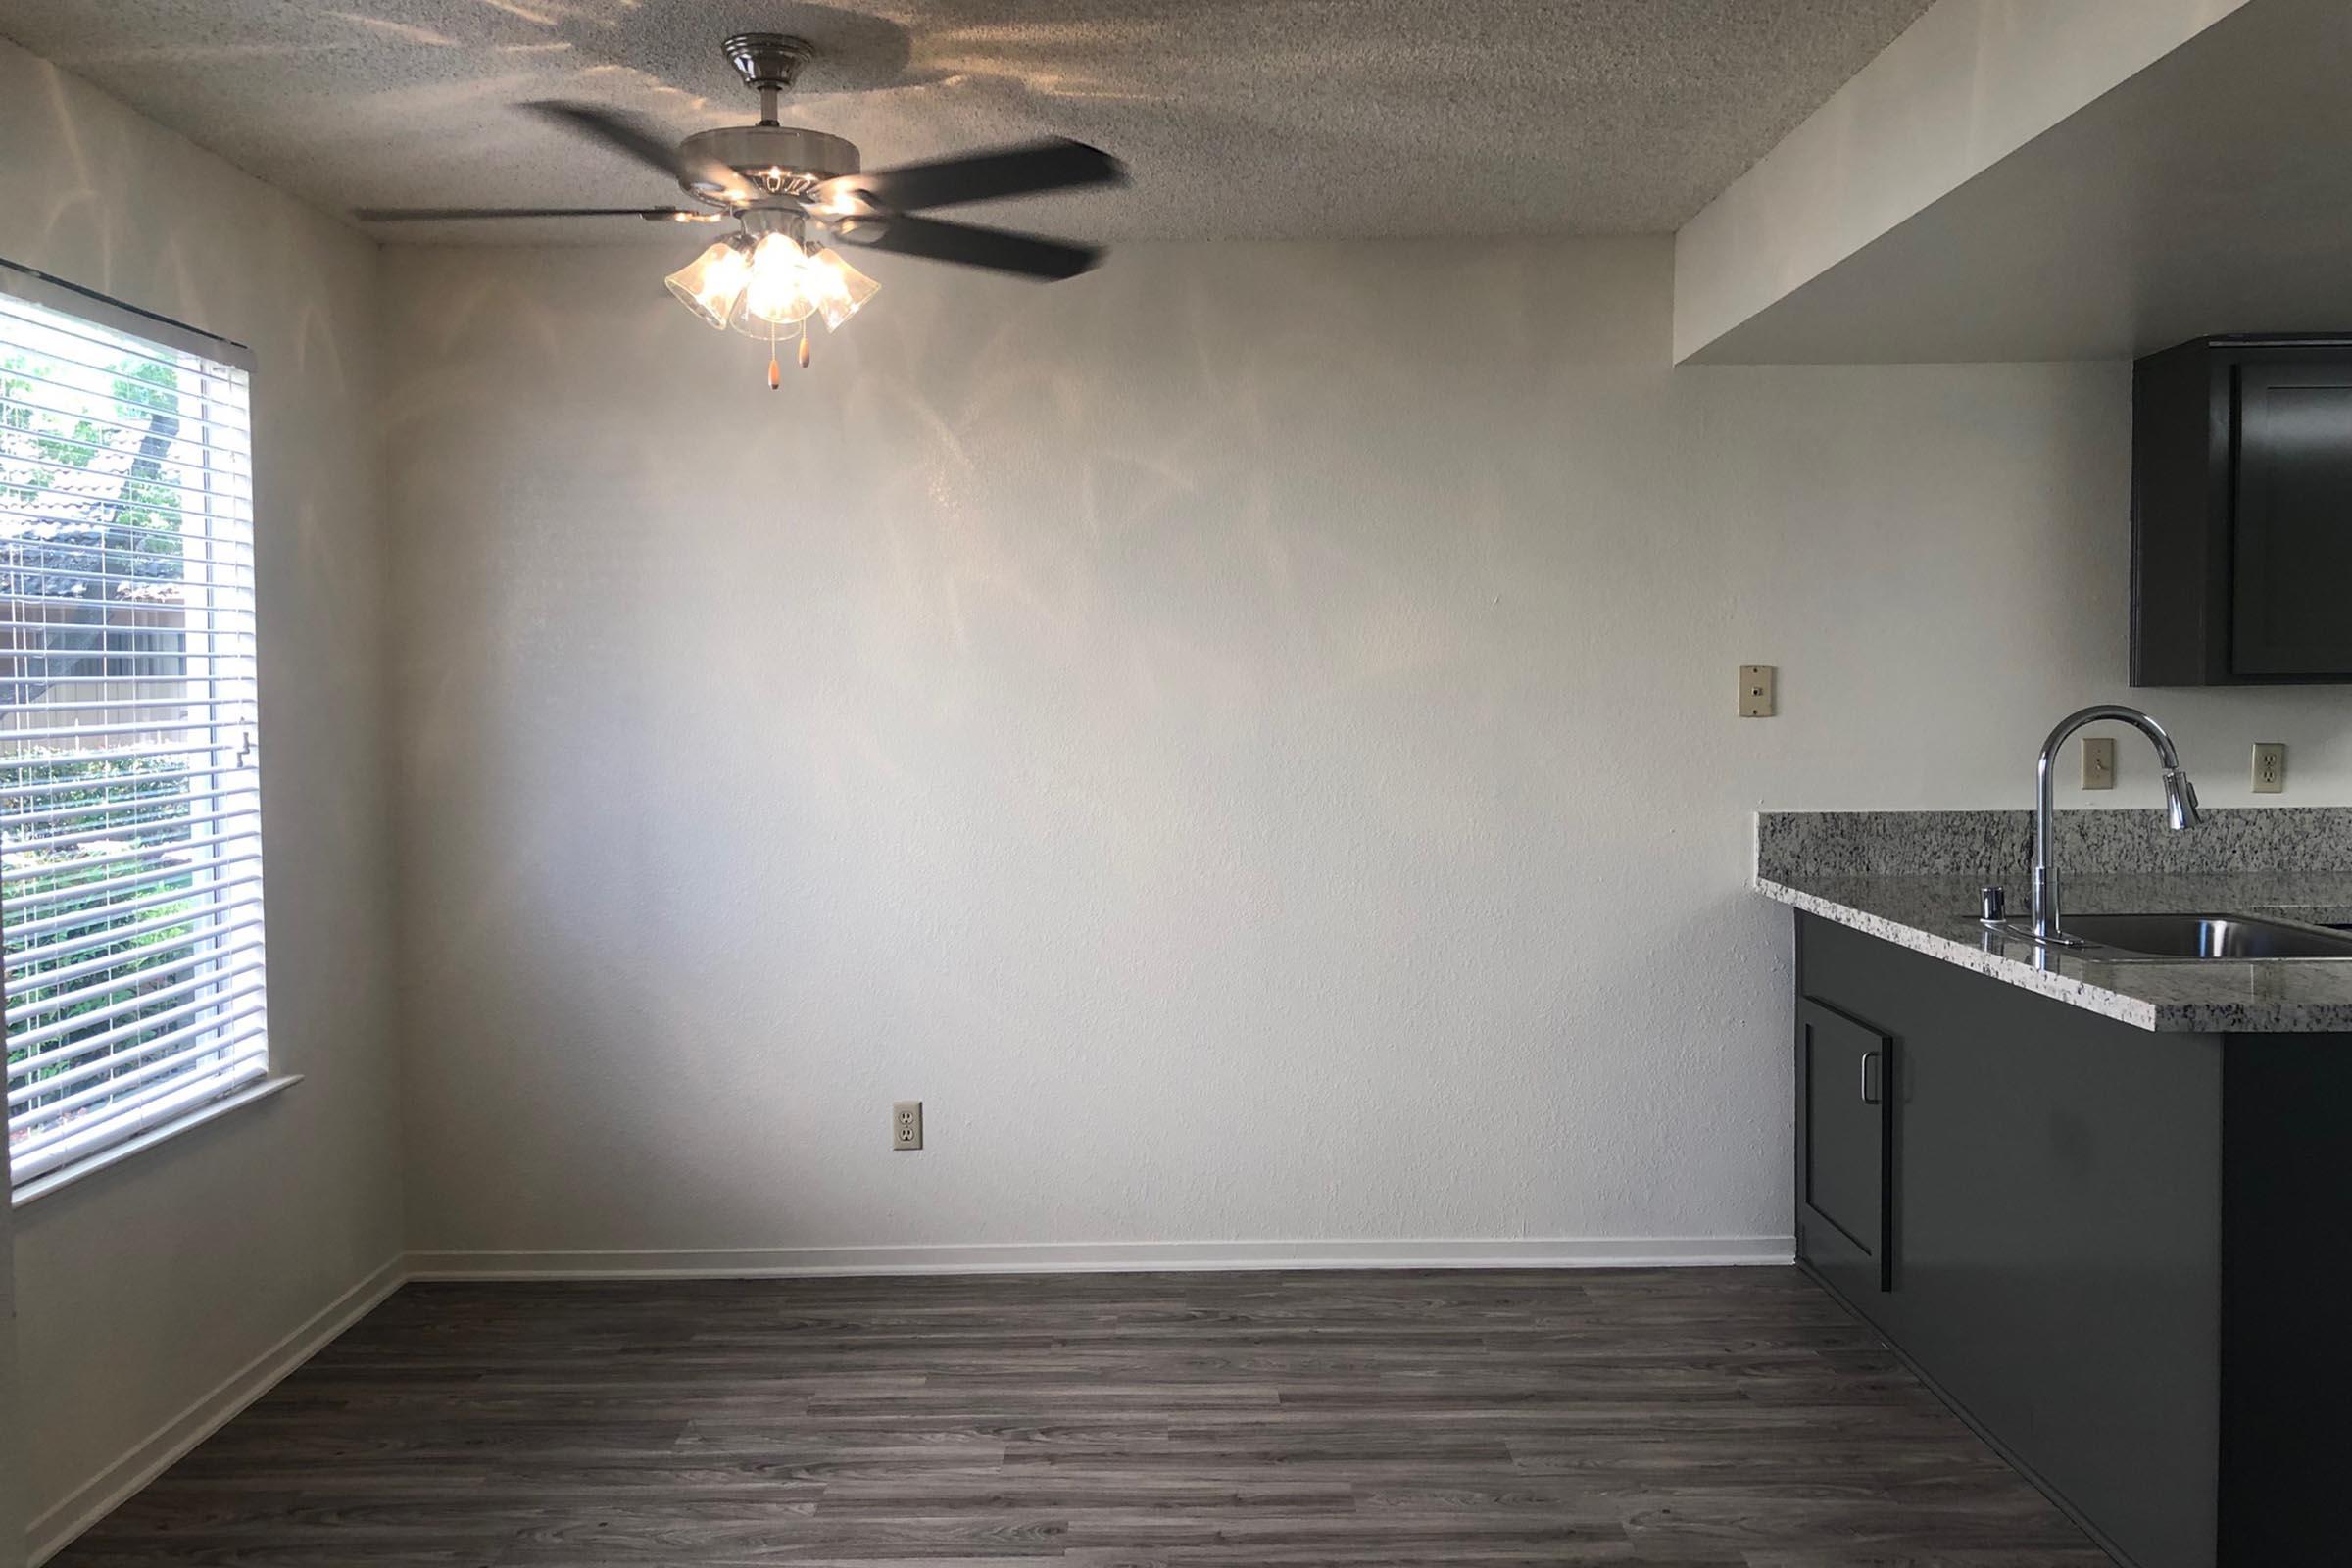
678, 125, 860, 200
722, 33, 813, 92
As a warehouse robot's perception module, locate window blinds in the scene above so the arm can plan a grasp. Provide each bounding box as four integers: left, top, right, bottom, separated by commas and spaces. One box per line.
1, 268, 269, 1190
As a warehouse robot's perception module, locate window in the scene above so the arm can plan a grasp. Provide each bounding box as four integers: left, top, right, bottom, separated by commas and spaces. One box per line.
1, 264, 269, 1195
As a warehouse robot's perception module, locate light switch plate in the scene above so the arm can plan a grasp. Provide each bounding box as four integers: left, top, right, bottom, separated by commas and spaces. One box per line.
2253, 742, 2286, 794
2081, 736, 2116, 790
1739, 665, 1777, 718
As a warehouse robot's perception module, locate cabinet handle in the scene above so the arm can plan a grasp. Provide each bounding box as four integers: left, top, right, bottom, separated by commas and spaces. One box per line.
1860, 1051, 1882, 1105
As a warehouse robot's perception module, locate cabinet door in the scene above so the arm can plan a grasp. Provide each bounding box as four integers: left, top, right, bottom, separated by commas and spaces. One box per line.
1796, 998, 1893, 1294
2232, 362, 2352, 677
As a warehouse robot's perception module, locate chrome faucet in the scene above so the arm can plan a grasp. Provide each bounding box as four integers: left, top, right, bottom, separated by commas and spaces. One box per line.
2032, 705, 2202, 943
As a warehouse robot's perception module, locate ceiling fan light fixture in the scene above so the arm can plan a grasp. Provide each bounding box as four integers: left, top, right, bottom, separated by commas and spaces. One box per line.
805, 248, 879, 330
732, 232, 821, 333
378, 35, 1125, 384
664, 236, 754, 329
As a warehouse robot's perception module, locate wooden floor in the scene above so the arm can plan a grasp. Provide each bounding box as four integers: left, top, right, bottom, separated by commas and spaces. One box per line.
55, 1268, 2115, 1567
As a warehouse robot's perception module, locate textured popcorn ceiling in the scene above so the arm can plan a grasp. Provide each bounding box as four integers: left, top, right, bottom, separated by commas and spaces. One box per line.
0, 0, 1934, 243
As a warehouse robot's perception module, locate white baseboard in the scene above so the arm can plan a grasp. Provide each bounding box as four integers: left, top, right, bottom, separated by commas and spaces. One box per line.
26, 1254, 406, 1568
405, 1235, 1793, 1280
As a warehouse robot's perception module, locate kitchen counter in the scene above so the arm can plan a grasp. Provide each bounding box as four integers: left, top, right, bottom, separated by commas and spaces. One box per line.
1756, 808, 2352, 1033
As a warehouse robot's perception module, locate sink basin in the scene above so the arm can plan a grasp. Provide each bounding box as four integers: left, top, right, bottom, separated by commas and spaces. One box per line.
2059, 913, 2352, 960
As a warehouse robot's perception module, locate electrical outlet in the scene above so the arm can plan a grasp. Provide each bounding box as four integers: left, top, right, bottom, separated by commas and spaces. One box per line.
2253, 742, 2286, 794
892, 1101, 923, 1151
1739, 665, 1777, 718
2081, 736, 2116, 790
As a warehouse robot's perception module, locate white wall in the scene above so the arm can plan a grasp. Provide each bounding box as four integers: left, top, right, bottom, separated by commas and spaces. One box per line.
1674, 0, 2352, 364
0, 37, 404, 1544
1674, 0, 2249, 361
380, 235, 2352, 1269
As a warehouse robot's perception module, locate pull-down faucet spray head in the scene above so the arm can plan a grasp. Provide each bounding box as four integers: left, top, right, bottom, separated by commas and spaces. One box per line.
2163, 766, 2203, 831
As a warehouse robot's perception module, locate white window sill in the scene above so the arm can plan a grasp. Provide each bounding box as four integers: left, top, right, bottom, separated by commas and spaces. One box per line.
11, 1074, 302, 1208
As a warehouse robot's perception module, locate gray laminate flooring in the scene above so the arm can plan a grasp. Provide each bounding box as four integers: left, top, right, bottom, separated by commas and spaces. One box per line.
51, 1267, 2115, 1566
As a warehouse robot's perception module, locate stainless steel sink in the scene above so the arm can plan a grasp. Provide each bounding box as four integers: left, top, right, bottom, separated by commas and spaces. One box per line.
2060, 913, 2352, 960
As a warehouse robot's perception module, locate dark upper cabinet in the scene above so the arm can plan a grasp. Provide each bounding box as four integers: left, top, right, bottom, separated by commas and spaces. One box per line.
2132, 334, 2352, 685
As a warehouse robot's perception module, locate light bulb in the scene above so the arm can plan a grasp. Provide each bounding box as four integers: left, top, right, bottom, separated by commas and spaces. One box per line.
664, 238, 753, 329
733, 233, 818, 335
803, 248, 879, 331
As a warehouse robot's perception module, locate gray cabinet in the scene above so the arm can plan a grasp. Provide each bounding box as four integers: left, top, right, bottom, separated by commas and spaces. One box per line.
2132, 334, 2352, 685
1794, 998, 1890, 1297
2232, 361, 2352, 675
1792, 912, 2352, 1568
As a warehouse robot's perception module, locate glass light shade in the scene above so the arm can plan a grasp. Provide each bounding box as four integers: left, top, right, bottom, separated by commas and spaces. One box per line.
804, 248, 879, 331
732, 233, 818, 336
664, 239, 753, 329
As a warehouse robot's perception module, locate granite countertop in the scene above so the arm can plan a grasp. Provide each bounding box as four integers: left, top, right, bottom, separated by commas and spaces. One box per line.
1755, 810, 2352, 1034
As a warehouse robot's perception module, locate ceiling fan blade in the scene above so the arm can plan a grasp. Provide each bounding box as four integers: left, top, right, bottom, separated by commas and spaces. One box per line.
353, 206, 722, 222
523, 101, 756, 205
830, 213, 1102, 279
816, 139, 1125, 216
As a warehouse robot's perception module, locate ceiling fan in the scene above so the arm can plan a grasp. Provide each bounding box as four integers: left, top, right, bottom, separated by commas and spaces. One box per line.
356, 32, 1128, 386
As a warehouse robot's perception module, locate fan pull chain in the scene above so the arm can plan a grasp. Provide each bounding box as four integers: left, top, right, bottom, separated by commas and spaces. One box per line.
799, 326, 811, 369
767, 318, 781, 390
